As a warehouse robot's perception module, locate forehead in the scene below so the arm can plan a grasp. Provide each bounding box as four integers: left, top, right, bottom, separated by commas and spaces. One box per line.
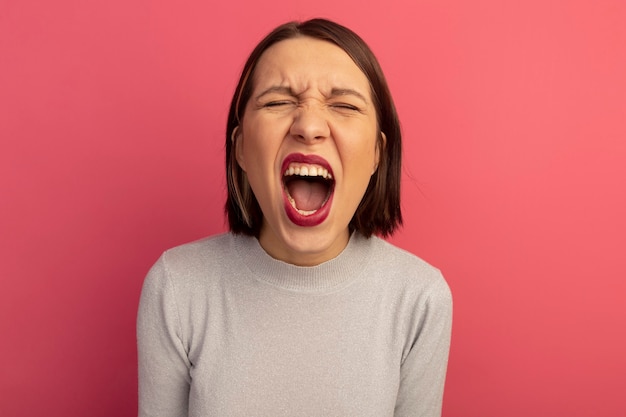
252, 36, 371, 96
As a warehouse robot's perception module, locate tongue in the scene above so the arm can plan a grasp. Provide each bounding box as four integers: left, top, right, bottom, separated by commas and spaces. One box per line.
286, 178, 328, 211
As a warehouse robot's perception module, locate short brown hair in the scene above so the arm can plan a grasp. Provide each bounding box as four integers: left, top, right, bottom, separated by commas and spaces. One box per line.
225, 18, 402, 237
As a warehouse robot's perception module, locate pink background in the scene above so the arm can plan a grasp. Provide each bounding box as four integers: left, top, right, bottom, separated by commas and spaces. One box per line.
2, 0, 625, 416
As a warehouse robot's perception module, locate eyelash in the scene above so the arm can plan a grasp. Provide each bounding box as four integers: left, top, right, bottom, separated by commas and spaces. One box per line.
331, 103, 359, 111
264, 101, 294, 108
263, 101, 359, 111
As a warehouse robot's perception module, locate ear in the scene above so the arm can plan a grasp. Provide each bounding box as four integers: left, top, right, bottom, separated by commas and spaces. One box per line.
232, 126, 246, 171
373, 131, 386, 174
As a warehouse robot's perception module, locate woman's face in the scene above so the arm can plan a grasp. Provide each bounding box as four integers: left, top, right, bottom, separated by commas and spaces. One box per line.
235, 36, 381, 266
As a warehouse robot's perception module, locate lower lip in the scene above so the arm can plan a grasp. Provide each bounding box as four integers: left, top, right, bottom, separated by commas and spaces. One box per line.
282, 189, 334, 227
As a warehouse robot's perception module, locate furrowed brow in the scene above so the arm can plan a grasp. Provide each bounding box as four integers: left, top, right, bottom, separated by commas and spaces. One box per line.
330, 88, 368, 104
255, 86, 296, 100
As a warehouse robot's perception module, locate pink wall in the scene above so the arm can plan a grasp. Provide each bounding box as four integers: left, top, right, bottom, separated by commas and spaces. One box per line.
2, 0, 625, 416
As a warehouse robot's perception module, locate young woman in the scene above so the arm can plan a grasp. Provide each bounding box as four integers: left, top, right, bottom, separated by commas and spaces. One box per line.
138, 18, 452, 417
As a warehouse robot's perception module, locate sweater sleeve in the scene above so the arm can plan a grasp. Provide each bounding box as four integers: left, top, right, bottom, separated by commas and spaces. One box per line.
394, 275, 453, 417
137, 255, 191, 417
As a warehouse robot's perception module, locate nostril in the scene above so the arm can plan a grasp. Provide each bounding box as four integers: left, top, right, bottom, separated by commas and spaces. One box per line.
289, 111, 330, 141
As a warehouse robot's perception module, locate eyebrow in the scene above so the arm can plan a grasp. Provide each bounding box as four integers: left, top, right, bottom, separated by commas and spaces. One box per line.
255, 86, 368, 103
255, 86, 295, 100
329, 88, 368, 104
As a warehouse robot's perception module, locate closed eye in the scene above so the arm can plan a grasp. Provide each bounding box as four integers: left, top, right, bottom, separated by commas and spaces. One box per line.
264, 100, 295, 108
332, 103, 359, 110
330, 103, 362, 113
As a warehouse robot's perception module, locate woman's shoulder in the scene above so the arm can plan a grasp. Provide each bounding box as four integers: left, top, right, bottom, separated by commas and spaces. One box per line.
369, 236, 440, 274
367, 236, 451, 300
146, 233, 248, 288
160, 233, 234, 266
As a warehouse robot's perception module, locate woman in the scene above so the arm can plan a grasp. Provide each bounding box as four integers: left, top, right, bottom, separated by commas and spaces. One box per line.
138, 18, 452, 417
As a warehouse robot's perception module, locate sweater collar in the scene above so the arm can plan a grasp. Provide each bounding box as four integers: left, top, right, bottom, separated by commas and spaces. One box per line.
234, 232, 374, 292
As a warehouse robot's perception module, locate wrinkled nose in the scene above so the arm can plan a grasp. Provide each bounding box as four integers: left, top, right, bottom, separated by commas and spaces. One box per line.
289, 106, 330, 143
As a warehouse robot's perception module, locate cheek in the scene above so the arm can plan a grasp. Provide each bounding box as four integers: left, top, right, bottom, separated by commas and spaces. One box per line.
240, 124, 282, 183
240, 126, 269, 168
340, 135, 379, 173
243, 115, 286, 151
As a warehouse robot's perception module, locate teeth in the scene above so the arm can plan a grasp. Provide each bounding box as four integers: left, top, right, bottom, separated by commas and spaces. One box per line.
286, 194, 317, 215
283, 163, 332, 180
282, 162, 334, 216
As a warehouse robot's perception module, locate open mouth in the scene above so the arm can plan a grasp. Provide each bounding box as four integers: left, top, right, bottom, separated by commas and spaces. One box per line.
281, 154, 335, 226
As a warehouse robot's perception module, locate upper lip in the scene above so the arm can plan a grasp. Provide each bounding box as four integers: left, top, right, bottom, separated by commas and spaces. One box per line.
281, 153, 334, 178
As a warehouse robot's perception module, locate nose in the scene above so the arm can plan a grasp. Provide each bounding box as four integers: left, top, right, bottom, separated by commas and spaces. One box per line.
289, 105, 330, 143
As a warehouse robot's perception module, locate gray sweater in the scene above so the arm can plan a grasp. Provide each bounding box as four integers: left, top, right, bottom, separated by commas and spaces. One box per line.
137, 233, 452, 417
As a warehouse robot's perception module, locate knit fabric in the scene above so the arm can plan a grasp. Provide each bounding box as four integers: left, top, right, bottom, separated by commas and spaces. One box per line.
137, 232, 452, 417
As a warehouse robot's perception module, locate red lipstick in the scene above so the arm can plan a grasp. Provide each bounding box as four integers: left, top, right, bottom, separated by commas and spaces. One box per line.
281, 153, 335, 227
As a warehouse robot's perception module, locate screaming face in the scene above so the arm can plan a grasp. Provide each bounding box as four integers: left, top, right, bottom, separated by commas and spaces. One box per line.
235, 36, 381, 266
